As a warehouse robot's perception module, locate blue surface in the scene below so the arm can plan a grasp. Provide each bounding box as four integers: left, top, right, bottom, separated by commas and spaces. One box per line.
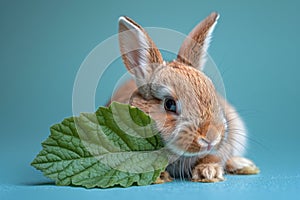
1, 0, 300, 199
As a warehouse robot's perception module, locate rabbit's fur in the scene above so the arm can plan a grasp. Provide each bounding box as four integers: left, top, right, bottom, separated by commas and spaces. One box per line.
110, 12, 259, 182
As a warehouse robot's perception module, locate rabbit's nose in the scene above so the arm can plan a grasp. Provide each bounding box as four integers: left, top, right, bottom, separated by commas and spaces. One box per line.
197, 125, 221, 149
197, 124, 219, 141
199, 138, 213, 151
206, 126, 219, 142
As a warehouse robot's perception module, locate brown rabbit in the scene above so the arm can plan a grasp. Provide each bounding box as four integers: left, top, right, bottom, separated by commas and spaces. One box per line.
110, 12, 259, 183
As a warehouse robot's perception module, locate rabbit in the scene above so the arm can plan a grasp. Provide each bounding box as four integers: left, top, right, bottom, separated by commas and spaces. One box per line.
109, 12, 259, 183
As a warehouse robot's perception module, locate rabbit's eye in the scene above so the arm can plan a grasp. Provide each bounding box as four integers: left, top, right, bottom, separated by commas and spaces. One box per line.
164, 98, 177, 113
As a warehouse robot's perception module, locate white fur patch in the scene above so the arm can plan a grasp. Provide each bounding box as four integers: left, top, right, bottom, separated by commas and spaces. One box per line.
227, 156, 256, 170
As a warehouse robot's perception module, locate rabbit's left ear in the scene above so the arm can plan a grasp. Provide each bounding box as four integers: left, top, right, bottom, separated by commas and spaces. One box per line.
118, 16, 163, 74
177, 12, 219, 71
118, 16, 163, 99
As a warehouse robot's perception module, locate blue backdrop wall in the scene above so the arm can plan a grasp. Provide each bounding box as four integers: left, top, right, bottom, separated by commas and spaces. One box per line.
1, 1, 299, 199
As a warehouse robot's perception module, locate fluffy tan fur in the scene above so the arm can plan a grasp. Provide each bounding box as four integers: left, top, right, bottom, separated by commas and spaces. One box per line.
109, 13, 259, 183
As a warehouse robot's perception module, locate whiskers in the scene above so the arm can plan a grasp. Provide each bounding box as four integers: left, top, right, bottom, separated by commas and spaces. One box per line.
225, 109, 267, 150
166, 155, 196, 181
216, 112, 267, 165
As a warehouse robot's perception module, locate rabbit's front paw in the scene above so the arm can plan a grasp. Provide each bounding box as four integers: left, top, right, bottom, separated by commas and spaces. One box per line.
192, 163, 224, 183
226, 156, 260, 175
154, 171, 173, 184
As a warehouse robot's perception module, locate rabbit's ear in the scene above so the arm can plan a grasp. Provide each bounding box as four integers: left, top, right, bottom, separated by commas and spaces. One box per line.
118, 16, 163, 77
177, 12, 219, 70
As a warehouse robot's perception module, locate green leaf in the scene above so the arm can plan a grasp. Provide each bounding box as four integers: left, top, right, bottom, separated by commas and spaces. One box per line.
31, 102, 168, 188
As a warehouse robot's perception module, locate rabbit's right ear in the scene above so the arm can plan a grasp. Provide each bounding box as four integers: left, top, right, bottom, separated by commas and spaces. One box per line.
177, 12, 219, 71
118, 16, 163, 85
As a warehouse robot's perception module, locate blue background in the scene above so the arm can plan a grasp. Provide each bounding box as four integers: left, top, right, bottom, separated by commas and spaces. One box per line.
1, 0, 299, 199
